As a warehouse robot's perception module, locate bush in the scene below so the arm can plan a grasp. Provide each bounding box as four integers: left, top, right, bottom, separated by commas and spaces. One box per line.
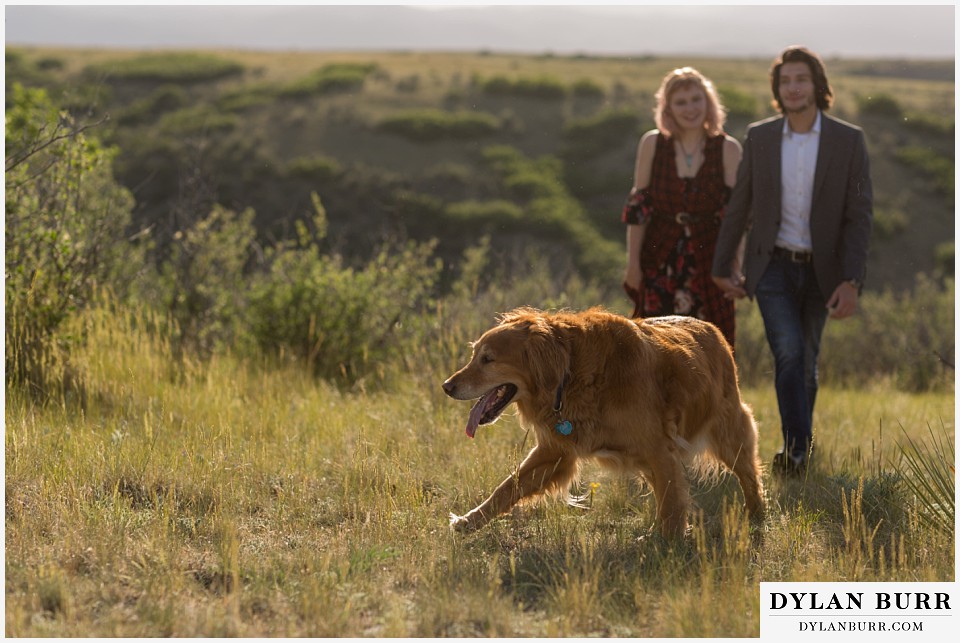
36, 57, 66, 71
117, 84, 189, 126
5, 84, 139, 386
377, 109, 500, 142
285, 155, 342, 182
857, 93, 902, 118
84, 52, 245, 83
901, 111, 954, 138
280, 63, 377, 98
247, 195, 442, 382
158, 205, 257, 358
717, 85, 758, 120
479, 74, 568, 99
934, 242, 954, 276
894, 146, 954, 196
445, 199, 523, 224
571, 78, 605, 99
395, 74, 421, 93
561, 108, 639, 158
215, 83, 279, 113
871, 206, 909, 240
156, 106, 240, 136
479, 145, 622, 283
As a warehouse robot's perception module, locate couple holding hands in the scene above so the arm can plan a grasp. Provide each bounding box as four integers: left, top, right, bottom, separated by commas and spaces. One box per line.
621, 46, 873, 476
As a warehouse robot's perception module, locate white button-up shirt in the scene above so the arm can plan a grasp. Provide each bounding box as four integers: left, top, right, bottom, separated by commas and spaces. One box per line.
776, 110, 821, 252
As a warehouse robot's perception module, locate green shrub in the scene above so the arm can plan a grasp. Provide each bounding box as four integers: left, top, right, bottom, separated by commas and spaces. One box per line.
4, 49, 58, 88
280, 63, 377, 98
216, 83, 279, 112
84, 52, 245, 83
247, 195, 442, 382
479, 74, 568, 99
571, 78, 605, 99
821, 274, 953, 391
857, 93, 902, 118
36, 57, 66, 71
871, 206, 909, 240
118, 84, 189, 126
377, 109, 500, 142
445, 199, 523, 224
479, 145, 621, 283
285, 155, 342, 182
156, 106, 240, 135
561, 108, 639, 158
422, 161, 473, 186
894, 146, 954, 196
5, 84, 138, 386
934, 241, 954, 276
6, 49, 24, 67
901, 111, 955, 138
395, 74, 421, 93
159, 205, 257, 358
718, 85, 758, 120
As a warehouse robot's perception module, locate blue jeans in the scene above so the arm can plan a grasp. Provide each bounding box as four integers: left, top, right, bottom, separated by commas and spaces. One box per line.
755, 255, 829, 459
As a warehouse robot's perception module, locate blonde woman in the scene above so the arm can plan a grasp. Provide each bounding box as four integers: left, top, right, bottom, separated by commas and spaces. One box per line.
622, 67, 742, 347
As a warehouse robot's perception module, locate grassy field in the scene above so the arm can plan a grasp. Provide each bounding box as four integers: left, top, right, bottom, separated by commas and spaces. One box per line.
5, 46, 955, 637
5, 303, 954, 637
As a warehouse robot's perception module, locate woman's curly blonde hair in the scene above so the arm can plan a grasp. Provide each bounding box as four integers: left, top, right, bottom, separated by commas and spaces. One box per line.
653, 67, 727, 138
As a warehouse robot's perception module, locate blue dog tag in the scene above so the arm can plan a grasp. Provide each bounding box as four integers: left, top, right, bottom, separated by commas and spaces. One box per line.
555, 420, 573, 436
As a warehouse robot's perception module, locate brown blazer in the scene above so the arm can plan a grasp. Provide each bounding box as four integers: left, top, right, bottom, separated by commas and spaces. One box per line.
712, 113, 873, 298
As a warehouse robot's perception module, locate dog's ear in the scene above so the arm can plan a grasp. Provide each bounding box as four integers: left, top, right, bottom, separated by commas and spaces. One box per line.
520, 315, 569, 395
497, 306, 541, 327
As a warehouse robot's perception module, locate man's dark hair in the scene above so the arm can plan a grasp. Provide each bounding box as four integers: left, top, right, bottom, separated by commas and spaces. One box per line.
770, 46, 834, 112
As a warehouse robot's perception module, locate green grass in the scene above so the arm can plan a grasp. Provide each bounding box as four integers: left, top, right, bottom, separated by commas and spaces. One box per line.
5, 302, 954, 636
5, 46, 956, 635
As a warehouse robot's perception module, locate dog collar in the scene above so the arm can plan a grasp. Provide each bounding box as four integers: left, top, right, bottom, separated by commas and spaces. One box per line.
553, 374, 573, 436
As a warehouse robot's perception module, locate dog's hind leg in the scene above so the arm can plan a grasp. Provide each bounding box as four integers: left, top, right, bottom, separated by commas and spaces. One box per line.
712, 406, 765, 519
450, 447, 578, 532
648, 450, 691, 538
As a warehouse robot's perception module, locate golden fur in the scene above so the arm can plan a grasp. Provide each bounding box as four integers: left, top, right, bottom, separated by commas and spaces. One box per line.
442, 307, 764, 537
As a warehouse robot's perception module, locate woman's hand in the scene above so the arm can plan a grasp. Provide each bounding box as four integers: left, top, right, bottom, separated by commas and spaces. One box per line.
624, 263, 643, 292
712, 274, 747, 300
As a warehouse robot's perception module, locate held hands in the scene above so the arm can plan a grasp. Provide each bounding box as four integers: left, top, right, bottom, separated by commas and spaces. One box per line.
826, 281, 859, 319
712, 273, 747, 300
623, 264, 643, 293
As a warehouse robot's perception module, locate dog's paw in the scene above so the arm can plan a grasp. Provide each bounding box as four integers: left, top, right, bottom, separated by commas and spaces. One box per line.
449, 512, 476, 533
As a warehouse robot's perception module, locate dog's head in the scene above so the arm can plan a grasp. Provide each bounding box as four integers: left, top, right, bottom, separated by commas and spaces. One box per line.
442, 308, 569, 438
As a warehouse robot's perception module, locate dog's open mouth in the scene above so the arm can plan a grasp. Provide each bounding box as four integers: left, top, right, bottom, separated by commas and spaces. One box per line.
465, 384, 518, 438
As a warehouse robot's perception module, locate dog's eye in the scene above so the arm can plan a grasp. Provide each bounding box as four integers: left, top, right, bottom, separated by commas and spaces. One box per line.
479, 354, 494, 365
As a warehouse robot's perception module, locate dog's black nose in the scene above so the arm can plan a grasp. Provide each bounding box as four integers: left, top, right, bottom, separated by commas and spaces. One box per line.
442, 380, 456, 397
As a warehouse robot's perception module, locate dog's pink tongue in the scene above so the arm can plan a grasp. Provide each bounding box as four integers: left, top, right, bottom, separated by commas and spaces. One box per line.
465, 396, 487, 438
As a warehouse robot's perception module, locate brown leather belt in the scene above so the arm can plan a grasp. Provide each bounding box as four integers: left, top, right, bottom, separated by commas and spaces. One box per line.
773, 246, 813, 263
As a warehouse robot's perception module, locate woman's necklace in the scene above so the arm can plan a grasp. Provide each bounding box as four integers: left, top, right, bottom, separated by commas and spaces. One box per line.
677, 136, 703, 169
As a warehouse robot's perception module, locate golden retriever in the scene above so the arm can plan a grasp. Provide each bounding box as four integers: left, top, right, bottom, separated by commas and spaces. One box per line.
442, 307, 764, 537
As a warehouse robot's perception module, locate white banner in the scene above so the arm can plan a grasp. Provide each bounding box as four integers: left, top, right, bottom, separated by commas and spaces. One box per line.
761, 582, 956, 640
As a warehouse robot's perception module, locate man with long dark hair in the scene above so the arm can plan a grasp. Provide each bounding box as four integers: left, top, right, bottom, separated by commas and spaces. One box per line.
711, 46, 873, 476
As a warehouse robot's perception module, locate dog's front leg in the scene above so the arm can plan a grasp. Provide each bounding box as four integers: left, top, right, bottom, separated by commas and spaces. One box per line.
451, 447, 577, 532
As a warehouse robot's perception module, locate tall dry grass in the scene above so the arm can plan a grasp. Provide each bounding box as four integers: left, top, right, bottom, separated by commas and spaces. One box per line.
5, 296, 954, 636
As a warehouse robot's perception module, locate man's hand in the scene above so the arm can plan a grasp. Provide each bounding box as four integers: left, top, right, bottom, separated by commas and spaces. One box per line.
712, 274, 747, 300
827, 281, 859, 319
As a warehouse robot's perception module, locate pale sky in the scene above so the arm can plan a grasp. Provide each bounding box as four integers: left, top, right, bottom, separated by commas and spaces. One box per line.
3, 3, 956, 59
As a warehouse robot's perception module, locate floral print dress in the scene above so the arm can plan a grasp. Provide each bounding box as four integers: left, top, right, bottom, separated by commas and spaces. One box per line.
621, 133, 736, 347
